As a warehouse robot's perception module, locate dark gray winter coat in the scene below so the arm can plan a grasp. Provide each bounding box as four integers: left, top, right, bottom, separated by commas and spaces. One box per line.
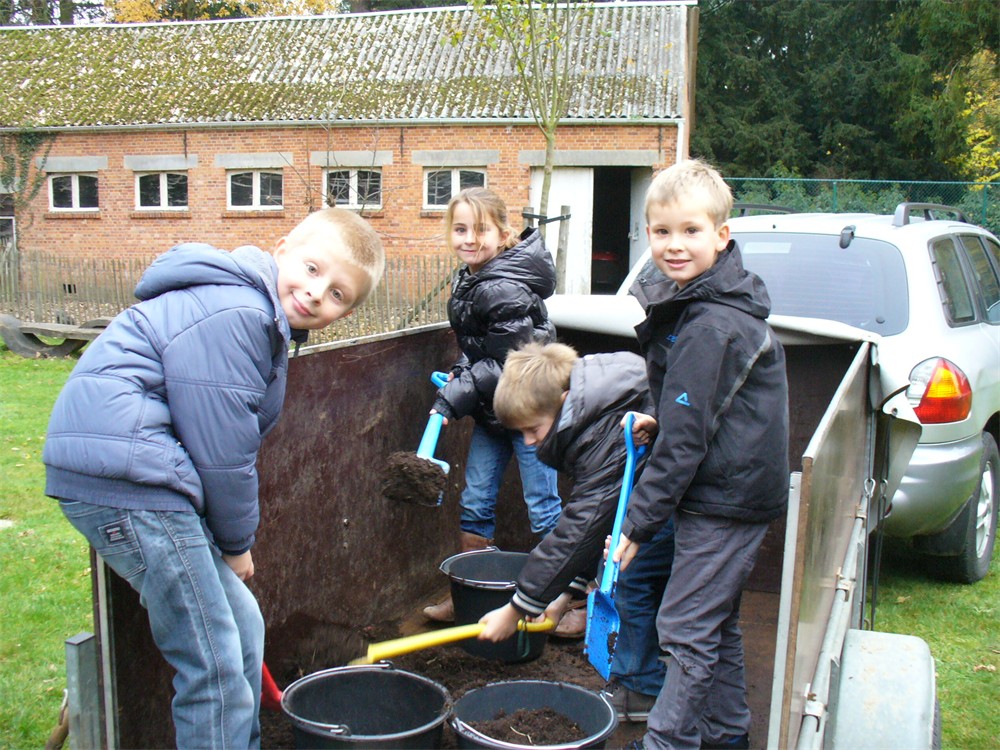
621, 241, 789, 545
43, 243, 294, 555
511, 352, 653, 616
433, 227, 556, 433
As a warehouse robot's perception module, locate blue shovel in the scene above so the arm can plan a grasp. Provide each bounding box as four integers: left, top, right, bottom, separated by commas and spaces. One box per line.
416, 370, 451, 482
586, 411, 647, 680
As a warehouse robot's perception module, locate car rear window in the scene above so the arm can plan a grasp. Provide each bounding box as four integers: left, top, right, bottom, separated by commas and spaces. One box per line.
734, 232, 908, 335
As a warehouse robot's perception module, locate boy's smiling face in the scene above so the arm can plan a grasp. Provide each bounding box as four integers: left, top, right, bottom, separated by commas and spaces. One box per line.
647, 195, 730, 289
273, 229, 369, 330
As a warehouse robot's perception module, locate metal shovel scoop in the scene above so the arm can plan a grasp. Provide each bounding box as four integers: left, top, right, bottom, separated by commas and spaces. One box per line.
586, 412, 647, 680
349, 617, 555, 665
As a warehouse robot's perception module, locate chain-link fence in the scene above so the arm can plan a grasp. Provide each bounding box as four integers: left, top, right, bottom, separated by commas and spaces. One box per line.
0, 249, 457, 345
725, 178, 998, 235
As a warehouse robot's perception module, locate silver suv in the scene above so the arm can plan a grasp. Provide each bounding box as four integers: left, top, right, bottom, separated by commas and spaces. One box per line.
726, 204, 998, 582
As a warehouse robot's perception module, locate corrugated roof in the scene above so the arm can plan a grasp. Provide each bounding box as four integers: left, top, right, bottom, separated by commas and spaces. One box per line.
0, 2, 692, 129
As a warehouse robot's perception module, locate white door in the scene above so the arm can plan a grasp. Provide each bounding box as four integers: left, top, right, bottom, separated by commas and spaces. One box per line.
629, 170, 652, 272
529, 168, 594, 295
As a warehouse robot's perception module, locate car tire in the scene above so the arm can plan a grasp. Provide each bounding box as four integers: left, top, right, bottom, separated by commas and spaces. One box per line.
927, 431, 998, 584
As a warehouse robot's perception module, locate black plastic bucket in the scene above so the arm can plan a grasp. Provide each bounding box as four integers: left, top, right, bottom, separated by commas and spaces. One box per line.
450, 680, 618, 749
440, 549, 548, 663
280, 663, 451, 749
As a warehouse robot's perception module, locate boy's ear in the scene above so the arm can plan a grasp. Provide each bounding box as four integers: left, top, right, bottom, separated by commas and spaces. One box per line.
716, 221, 731, 250
272, 236, 288, 257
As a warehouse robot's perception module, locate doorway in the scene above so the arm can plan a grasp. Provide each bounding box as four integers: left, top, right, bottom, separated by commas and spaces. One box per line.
591, 168, 631, 293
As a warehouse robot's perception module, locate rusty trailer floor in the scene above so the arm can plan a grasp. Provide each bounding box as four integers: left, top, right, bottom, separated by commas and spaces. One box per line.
261, 589, 778, 749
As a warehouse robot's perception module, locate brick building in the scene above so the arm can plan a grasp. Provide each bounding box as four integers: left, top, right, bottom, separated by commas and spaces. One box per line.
1, 1, 696, 294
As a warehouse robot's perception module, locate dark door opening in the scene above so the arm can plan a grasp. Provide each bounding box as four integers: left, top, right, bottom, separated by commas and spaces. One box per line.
591, 167, 632, 294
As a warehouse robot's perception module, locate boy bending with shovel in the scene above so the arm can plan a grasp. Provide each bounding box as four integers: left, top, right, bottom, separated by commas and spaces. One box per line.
477, 342, 673, 721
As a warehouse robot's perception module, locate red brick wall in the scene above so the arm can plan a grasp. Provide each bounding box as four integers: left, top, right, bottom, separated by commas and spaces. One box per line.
15, 123, 676, 259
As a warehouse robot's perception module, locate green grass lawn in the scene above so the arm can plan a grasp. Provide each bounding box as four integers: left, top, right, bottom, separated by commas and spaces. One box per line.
0, 348, 996, 748
0, 351, 90, 748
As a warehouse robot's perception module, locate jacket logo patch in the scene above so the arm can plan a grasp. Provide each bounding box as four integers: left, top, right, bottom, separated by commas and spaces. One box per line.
665, 334, 678, 346
675, 392, 691, 406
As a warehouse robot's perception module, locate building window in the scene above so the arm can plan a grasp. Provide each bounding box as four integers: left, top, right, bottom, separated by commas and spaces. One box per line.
424, 168, 486, 208
137, 172, 188, 210
325, 168, 382, 209
228, 170, 283, 210
49, 173, 99, 211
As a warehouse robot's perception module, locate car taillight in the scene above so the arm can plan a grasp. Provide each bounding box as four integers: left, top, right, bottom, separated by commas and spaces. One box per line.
907, 358, 972, 424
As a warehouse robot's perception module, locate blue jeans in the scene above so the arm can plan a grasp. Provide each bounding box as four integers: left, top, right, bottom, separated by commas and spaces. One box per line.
460, 424, 561, 540
610, 518, 675, 696
59, 500, 264, 750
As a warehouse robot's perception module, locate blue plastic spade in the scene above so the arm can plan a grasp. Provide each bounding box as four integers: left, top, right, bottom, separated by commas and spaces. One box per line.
415, 371, 451, 504
586, 411, 647, 680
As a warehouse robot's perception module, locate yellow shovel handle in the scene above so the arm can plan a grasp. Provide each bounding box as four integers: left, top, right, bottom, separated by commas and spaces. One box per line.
351, 617, 555, 665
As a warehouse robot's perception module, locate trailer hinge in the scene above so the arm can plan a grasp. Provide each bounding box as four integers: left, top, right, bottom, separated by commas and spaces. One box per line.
802, 683, 826, 722
835, 566, 855, 597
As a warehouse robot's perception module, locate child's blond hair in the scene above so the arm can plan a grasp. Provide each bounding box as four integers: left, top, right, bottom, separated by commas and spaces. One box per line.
285, 207, 385, 306
645, 159, 733, 228
444, 187, 518, 252
495, 342, 578, 427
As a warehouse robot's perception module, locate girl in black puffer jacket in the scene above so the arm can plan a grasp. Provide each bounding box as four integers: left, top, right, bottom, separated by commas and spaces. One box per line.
423, 187, 563, 623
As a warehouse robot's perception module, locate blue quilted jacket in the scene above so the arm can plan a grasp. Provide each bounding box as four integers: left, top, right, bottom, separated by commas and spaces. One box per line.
43, 243, 293, 554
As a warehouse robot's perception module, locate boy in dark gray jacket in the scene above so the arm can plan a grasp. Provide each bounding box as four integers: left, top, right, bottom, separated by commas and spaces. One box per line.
613, 160, 789, 750
478, 342, 672, 718
44, 208, 384, 749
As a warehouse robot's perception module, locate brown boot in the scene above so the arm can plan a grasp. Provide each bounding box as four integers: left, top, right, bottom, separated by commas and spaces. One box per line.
423, 532, 493, 622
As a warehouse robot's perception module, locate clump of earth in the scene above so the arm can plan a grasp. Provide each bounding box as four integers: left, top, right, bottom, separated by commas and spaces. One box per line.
466, 707, 586, 745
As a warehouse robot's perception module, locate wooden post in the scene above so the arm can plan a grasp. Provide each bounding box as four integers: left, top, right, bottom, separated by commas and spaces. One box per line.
556, 205, 571, 294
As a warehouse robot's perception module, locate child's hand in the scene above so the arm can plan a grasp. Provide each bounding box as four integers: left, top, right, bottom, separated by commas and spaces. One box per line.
429, 408, 449, 426
623, 412, 658, 446
612, 535, 640, 572
478, 603, 521, 642
542, 591, 575, 625
224, 551, 254, 581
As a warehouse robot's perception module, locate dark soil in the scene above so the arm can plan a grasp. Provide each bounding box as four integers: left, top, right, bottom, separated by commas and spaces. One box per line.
381, 452, 447, 506
467, 707, 585, 745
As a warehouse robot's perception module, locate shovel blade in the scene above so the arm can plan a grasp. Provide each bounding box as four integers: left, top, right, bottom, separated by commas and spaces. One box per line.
585, 590, 620, 681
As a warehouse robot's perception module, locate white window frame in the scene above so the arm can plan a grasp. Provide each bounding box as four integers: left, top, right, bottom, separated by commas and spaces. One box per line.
135, 171, 189, 211
226, 169, 283, 210
324, 167, 383, 210
423, 168, 487, 210
48, 173, 99, 212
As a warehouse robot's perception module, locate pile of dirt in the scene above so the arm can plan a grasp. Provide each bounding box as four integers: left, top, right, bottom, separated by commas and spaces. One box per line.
380, 451, 447, 505
467, 707, 586, 745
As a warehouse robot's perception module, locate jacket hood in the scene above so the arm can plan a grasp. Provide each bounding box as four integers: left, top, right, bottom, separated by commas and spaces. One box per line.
135, 242, 292, 342
473, 227, 556, 299
629, 240, 771, 320
540, 351, 648, 468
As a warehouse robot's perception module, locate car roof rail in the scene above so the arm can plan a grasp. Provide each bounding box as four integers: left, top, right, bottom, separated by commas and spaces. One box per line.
892, 202, 968, 227
732, 203, 798, 217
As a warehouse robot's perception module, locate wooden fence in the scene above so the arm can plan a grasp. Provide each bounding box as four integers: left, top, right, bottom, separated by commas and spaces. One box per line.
0, 248, 457, 345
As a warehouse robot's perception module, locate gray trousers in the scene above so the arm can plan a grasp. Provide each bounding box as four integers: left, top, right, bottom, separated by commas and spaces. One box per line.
644, 510, 770, 750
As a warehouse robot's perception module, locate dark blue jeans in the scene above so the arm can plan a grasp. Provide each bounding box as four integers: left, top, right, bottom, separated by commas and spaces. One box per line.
610, 517, 675, 696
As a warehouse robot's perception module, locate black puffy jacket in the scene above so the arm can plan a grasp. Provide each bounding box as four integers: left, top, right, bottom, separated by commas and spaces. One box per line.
433, 227, 557, 432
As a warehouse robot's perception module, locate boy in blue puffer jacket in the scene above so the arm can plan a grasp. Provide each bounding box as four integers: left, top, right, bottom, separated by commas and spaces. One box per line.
43, 208, 384, 749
